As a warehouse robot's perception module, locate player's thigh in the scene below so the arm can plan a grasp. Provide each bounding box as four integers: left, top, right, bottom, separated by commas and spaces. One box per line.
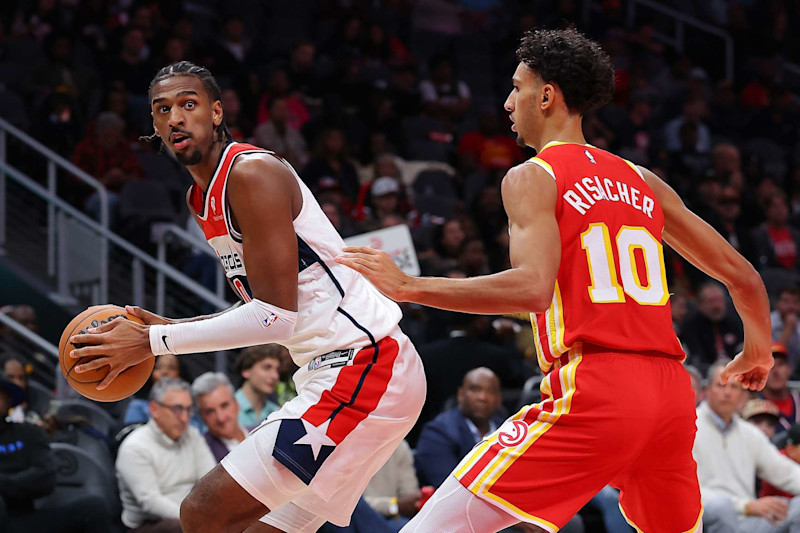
613, 412, 701, 532
181, 464, 270, 533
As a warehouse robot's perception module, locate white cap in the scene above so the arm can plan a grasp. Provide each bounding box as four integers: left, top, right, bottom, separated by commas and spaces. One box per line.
372, 176, 400, 197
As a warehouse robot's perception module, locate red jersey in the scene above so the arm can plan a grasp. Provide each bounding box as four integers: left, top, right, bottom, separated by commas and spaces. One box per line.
528, 142, 684, 373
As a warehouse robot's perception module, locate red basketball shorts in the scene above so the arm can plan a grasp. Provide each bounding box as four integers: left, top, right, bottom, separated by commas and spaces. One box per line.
454, 342, 702, 533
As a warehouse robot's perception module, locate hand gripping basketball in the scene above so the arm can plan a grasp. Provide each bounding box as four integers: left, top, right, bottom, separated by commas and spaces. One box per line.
69, 316, 153, 391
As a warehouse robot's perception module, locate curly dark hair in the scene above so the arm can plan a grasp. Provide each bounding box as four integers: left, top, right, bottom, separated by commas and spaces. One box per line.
140, 61, 232, 144
516, 28, 615, 115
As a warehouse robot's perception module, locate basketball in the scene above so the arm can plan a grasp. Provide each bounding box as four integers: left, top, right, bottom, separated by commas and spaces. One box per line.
59, 305, 155, 402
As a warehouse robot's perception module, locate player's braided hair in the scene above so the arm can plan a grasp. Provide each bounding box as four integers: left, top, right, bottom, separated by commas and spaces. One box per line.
516, 27, 615, 115
139, 61, 233, 144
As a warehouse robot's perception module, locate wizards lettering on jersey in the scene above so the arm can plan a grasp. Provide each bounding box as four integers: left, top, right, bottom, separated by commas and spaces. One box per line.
563, 176, 655, 219
218, 251, 243, 272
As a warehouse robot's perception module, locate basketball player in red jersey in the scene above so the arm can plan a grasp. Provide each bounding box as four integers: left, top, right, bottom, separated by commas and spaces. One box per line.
338, 28, 774, 532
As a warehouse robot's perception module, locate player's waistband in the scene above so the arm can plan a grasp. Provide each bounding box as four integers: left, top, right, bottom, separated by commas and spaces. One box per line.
306, 347, 358, 371
550, 341, 684, 373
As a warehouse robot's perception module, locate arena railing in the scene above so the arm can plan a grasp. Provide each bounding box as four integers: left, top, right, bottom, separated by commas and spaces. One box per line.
0, 310, 67, 397
0, 117, 110, 300
0, 159, 229, 313
583, 0, 734, 82
153, 223, 228, 311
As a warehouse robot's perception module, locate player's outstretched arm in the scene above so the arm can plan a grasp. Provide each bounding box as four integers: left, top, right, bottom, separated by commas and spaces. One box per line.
124, 302, 243, 326
336, 163, 561, 314
69, 155, 301, 389
640, 165, 773, 390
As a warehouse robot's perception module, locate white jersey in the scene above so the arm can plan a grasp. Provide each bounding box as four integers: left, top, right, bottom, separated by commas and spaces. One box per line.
188, 142, 402, 367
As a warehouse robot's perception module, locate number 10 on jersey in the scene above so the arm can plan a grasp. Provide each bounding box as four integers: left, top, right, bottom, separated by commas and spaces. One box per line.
580, 223, 669, 306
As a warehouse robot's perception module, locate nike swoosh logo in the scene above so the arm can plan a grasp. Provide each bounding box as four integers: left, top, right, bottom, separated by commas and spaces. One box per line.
162, 335, 171, 352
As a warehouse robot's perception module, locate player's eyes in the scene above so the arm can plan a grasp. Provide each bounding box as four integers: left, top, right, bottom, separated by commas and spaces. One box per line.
185, 100, 196, 109
158, 105, 169, 113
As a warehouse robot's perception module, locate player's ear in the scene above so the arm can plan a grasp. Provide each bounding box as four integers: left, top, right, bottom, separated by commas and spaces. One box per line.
541, 83, 555, 111
213, 100, 223, 128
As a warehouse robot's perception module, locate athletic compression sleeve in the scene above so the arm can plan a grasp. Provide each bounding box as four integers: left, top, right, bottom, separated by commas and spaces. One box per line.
148, 299, 297, 356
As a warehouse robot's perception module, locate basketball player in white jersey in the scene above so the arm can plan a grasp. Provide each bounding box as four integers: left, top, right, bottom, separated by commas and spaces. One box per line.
68, 61, 426, 533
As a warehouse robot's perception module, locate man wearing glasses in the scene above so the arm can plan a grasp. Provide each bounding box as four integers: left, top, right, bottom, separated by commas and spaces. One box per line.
116, 378, 216, 533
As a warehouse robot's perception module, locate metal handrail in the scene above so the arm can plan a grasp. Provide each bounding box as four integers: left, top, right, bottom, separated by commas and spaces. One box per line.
0, 312, 59, 360
155, 223, 227, 315
583, 0, 735, 82
0, 311, 70, 398
0, 117, 109, 231
629, 0, 734, 81
0, 161, 230, 311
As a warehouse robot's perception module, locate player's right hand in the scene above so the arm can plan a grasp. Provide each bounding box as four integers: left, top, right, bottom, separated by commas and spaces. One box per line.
125, 305, 174, 326
746, 497, 788, 524
720, 350, 773, 391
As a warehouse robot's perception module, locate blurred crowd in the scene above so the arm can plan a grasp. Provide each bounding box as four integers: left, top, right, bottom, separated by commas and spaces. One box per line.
3, 0, 800, 531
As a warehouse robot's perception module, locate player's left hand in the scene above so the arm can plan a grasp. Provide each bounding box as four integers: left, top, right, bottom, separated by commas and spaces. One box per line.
335, 246, 412, 302
69, 318, 152, 390
720, 350, 773, 391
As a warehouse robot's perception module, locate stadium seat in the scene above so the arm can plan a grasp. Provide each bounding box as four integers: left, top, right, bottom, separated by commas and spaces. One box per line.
760, 268, 800, 303
415, 195, 459, 219
413, 170, 457, 198
26, 380, 54, 417
55, 399, 118, 437
516, 374, 544, 411
118, 180, 179, 225
36, 443, 121, 520
51, 426, 114, 471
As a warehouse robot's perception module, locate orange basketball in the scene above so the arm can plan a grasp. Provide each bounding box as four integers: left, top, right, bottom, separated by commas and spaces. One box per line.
59, 304, 155, 402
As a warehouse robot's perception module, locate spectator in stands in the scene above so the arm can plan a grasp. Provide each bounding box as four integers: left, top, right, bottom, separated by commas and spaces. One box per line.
302, 127, 360, 203
256, 68, 310, 131
191, 372, 250, 462
761, 424, 800, 499
116, 378, 215, 533
680, 281, 744, 374
0, 376, 113, 533
760, 343, 800, 434
711, 186, 756, 264
457, 238, 490, 277
253, 97, 309, 169
685, 364, 705, 407
457, 110, 523, 173
708, 144, 745, 191
419, 219, 465, 276
664, 97, 712, 153
753, 194, 800, 271
321, 199, 362, 239
743, 398, 781, 440
220, 88, 246, 142
72, 111, 143, 224
419, 54, 471, 124
696, 362, 800, 532
1, 356, 46, 424
415, 367, 504, 487
105, 28, 153, 93
362, 440, 422, 531
212, 16, 251, 79
234, 345, 281, 426
416, 314, 524, 434
361, 176, 403, 232
773, 287, 800, 372
0, 305, 38, 334
124, 353, 180, 425
415, 368, 584, 532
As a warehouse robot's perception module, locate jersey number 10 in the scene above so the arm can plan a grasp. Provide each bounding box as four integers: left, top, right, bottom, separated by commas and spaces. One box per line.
580, 223, 668, 306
